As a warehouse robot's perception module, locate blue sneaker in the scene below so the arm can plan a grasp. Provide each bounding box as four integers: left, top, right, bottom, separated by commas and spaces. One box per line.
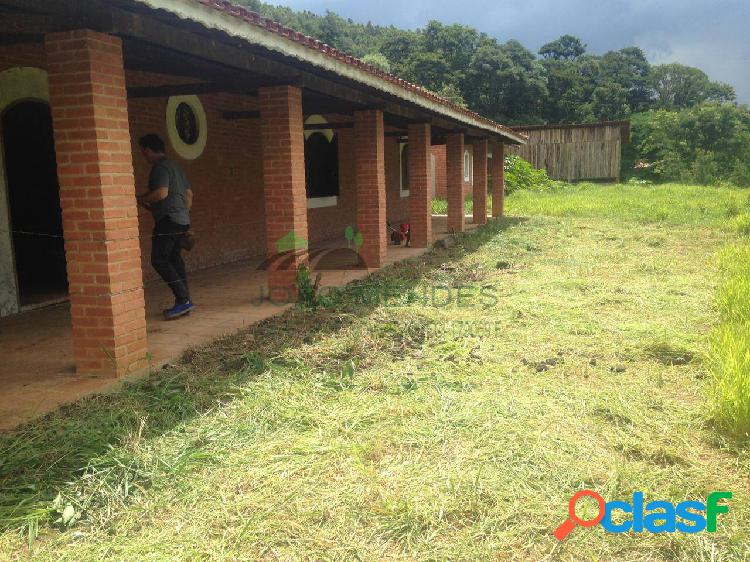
163, 301, 194, 320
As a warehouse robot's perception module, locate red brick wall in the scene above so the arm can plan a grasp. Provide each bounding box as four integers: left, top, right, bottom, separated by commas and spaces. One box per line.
1, 40, 410, 286
125, 72, 267, 277
0, 43, 46, 71
473, 139, 488, 225
385, 136, 409, 224
432, 144, 447, 199
464, 144, 474, 191
259, 85, 307, 297
431, 144, 473, 199
45, 30, 147, 377
354, 109, 387, 268
492, 141, 505, 217
446, 132, 465, 232
306, 127, 357, 243
407, 123, 432, 247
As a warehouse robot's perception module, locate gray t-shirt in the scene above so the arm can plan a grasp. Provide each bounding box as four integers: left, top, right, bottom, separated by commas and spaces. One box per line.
148, 157, 191, 225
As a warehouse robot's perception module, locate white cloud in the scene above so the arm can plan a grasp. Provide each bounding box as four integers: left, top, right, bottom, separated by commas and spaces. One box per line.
639, 36, 750, 103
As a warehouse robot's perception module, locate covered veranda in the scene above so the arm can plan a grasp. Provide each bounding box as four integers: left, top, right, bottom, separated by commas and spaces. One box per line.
0, 0, 524, 429
0, 217, 481, 430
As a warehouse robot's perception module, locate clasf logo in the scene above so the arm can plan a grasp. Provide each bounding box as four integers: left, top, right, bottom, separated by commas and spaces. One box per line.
554, 490, 732, 540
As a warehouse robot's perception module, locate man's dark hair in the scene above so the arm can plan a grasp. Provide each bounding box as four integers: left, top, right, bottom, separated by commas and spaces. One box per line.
138, 133, 166, 153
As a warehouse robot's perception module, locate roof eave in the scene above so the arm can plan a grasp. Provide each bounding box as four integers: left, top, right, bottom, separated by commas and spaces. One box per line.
132, 0, 526, 145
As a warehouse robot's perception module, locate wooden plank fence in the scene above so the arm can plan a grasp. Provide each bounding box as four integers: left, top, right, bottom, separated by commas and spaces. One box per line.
507, 121, 630, 182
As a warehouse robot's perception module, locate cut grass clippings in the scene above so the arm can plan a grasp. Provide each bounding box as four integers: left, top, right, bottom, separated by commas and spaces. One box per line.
0, 183, 749, 560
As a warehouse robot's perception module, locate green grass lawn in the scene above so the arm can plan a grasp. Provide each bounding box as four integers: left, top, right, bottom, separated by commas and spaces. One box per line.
433, 182, 749, 226
1, 183, 749, 560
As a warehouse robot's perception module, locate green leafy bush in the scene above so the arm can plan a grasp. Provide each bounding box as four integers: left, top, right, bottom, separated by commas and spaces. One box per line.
361, 52, 391, 73
504, 155, 558, 194
625, 103, 750, 186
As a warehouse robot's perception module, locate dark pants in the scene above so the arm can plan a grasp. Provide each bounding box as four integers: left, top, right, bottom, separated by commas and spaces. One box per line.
151, 218, 190, 303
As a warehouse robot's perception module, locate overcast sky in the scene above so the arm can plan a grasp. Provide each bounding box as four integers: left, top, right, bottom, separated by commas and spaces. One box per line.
268, 0, 750, 104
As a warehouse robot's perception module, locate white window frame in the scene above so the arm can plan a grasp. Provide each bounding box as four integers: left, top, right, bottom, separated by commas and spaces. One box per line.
464, 149, 473, 184
166, 95, 208, 160
306, 196, 338, 209
303, 115, 338, 205
399, 141, 410, 197
431, 153, 437, 197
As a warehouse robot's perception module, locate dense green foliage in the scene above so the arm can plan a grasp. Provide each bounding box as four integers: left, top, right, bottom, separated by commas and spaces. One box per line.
504, 155, 557, 194
238, 0, 736, 126
625, 104, 750, 186
238, 1, 748, 186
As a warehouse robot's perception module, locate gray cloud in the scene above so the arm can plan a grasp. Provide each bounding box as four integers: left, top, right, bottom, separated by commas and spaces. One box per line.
269, 0, 750, 103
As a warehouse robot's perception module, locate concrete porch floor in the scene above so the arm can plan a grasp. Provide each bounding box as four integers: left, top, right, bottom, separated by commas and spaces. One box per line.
0, 216, 481, 431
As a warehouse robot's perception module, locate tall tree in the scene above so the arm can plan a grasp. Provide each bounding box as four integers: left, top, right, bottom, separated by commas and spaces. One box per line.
650, 63, 736, 110
600, 47, 651, 111
538, 34, 587, 60
233, 0, 739, 125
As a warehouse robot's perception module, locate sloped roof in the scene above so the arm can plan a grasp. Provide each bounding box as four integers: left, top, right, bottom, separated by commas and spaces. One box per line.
132, 0, 527, 144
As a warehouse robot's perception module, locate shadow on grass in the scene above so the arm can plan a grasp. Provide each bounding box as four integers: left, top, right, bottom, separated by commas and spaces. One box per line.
0, 216, 527, 535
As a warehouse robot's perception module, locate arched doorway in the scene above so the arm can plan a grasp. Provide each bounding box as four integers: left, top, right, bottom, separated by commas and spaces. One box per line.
1, 100, 67, 307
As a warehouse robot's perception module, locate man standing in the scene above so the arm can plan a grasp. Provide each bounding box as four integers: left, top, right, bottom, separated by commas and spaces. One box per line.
137, 134, 194, 320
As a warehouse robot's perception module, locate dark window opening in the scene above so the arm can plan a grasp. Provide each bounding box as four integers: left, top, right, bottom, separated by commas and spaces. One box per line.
304, 132, 339, 198
2, 100, 68, 307
175, 102, 199, 145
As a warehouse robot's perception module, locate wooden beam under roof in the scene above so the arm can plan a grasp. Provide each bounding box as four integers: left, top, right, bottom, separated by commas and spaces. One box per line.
222, 111, 259, 120
0, 32, 42, 45
109, 2, 506, 141
304, 122, 353, 130
127, 82, 256, 99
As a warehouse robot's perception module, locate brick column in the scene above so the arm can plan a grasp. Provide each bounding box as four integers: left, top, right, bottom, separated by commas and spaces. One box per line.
491, 141, 505, 217
446, 132, 465, 233
407, 123, 432, 247
259, 85, 308, 301
45, 30, 147, 377
473, 139, 488, 225
354, 109, 387, 268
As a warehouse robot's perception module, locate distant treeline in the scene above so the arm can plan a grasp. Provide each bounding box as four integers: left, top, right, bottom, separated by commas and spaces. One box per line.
239, 1, 735, 124
239, 1, 750, 186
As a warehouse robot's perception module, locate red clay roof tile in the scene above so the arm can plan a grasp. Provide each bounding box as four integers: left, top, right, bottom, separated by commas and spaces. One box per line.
179, 0, 524, 140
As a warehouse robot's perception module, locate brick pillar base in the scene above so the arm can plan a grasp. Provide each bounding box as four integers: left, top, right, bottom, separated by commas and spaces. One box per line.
407, 123, 432, 247
45, 30, 147, 377
473, 139, 488, 225
492, 142, 505, 218
447, 132, 465, 233
259, 85, 308, 303
354, 109, 387, 268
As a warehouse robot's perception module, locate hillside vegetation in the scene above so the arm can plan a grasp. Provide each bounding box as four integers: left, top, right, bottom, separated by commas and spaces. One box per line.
238, 1, 750, 185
